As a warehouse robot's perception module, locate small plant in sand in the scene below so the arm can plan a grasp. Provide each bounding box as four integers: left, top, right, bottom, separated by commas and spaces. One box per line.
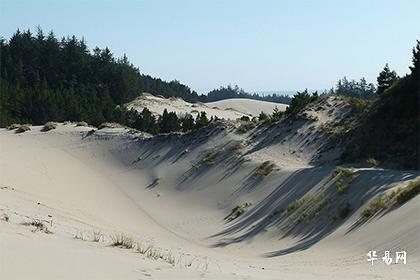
365, 158, 379, 168
6, 123, 21, 130
98, 122, 123, 129
361, 179, 420, 221
254, 161, 275, 177
330, 167, 355, 195
76, 121, 88, 127
225, 202, 252, 222
63, 121, 72, 125
0, 213, 9, 222
228, 139, 247, 151
16, 124, 31, 133
198, 148, 220, 166
21, 219, 52, 234
236, 121, 256, 133
42, 122, 57, 131
110, 233, 135, 249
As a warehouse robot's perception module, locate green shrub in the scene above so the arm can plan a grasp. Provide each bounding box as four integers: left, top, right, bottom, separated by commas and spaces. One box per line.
254, 161, 275, 177
237, 121, 256, 133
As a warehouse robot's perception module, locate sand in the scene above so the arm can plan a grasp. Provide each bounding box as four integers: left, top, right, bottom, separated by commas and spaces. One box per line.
1, 98, 419, 279
125, 93, 287, 119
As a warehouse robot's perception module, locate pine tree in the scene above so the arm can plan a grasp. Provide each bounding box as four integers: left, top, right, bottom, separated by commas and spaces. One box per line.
377, 63, 398, 94
181, 114, 195, 131
194, 112, 209, 129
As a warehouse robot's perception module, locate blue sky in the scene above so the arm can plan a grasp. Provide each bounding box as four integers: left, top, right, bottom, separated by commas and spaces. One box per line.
1, 0, 419, 94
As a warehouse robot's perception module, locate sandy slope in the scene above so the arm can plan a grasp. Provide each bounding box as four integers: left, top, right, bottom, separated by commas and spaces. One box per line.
1, 103, 419, 279
206, 98, 287, 117
126, 93, 287, 119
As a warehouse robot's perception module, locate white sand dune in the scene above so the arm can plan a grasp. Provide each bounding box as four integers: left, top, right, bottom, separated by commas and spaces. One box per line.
206, 98, 287, 117
1, 98, 419, 279
126, 93, 287, 119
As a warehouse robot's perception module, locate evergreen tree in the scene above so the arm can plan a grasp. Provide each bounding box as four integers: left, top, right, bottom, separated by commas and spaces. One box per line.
181, 114, 195, 131
377, 63, 398, 94
194, 112, 209, 129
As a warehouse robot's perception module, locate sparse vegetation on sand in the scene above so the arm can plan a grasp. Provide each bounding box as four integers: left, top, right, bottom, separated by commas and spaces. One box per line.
343, 96, 372, 114
76, 121, 88, 127
0, 213, 9, 222
254, 161, 275, 177
361, 179, 420, 221
331, 167, 355, 195
98, 122, 123, 129
42, 122, 57, 131
286, 191, 329, 224
198, 149, 220, 166
6, 123, 21, 130
16, 124, 31, 133
365, 158, 379, 168
21, 219, 52, 234
110, 233, 135, 249
225, 202, 252, 221
236, 120, 256, 133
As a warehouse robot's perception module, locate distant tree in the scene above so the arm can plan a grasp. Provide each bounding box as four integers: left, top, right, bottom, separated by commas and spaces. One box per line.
285, 89, 318, 117
377, 63, 398, 94
181, 114, 195, 131
207, 85, 292, 104
258, 111, 269, 122
194, 111, 209, 129
409, 40, 420, 75
159, 109, 180, 133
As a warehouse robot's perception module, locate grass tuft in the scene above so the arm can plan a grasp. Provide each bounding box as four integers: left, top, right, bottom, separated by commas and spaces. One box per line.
254, 161, 275, 177
42, 122, 57, 131
331, 167, 355, 195
16, 124, 31, 133
110, 233, 135, 249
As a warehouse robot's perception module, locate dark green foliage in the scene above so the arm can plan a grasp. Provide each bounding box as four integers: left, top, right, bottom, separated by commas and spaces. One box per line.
159, 109, 180, 133
377, 63, 399, 95
181, 114, 195, 132
331, 77, 377, 100
207, 85, 291, 104
0, 28, 204, 127
240, 115, 250, 121
285, 89, 318, 117
194, 111, 209, 129
342, 41, 419, 169
258, 111, 269, 122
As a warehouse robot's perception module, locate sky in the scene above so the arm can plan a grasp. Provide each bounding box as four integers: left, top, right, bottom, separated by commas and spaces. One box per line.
1, 0, 419, 94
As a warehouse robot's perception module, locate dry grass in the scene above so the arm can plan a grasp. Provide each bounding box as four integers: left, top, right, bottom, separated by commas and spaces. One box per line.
331, 167, 355, 195
110, 233, 135, 249
365, 158, 379, 168
16, 124, 31, 133
6, 123, 21, 130
21, 219, 52, 234
42, 122, 57, 131
254, 161, 275, 177
198, 149, 220, 166
225, 202, 252, 222
361, 179, 420, 221
76, 121, 88, 127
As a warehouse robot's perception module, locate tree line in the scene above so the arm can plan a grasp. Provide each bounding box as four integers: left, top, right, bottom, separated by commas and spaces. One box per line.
207, 85, 292, 104
0, 28, 205, 127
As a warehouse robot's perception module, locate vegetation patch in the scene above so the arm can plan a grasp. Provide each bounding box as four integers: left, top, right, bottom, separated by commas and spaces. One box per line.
254, 161, 275, 177
365, 158, 379, 168
110, 233, 135, 249
237, 121, 256, 133
0, 213, 9, 222
76, 121, 88, 127
330, 167, 355, 195
16, 124, 31, 133
42, 122, 57, 131
21, 219, 52, 234
197, 148, 220, 167
361, 179, 420, 221
225, 202, 252, 222
6, 123, 21, 130
98, 122, 123, 129
343, 96, 372, 114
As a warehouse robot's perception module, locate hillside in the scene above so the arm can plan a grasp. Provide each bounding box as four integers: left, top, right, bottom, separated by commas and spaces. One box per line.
1, 96, 419, 279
